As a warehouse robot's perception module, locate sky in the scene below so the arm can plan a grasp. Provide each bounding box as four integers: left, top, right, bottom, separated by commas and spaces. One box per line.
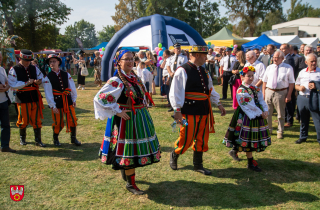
59, 0, 320, 35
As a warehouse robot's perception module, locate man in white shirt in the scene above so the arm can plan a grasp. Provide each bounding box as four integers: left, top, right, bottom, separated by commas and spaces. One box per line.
161, 50, 171, 106
262, 50, 295, 139
245, 51, 266, 87
206, 48, 215, 78
166, 43, 188, 111
8, 49, 46, 147
169, 45, 226, 175
0, 52, 16, 153
295, 53, 320, 145
220, 47, 237, 99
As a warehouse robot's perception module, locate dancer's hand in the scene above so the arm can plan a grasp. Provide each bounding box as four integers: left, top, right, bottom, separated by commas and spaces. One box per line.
309, 82, 315, 90
174, 112, 183, 124
73, 102, 76, 107
218, 105, 226, 116
34, 79, 42, 85
262, 111, 268, 119
52, 108, 59, 114
116, 110, 131, 120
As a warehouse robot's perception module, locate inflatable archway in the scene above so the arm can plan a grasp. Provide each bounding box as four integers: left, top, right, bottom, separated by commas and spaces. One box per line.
101, 14, 206, 81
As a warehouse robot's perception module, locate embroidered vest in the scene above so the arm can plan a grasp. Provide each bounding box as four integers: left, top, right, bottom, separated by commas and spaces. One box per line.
116, 74, 144, 105
47, 71, 73, 108
181, 62, 210, 115
14, 64, 39, 103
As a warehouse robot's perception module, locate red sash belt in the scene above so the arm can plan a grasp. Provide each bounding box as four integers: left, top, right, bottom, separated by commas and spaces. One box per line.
18, 84, 44, 119
53, 88, 72, 132
185, 88, 215, 133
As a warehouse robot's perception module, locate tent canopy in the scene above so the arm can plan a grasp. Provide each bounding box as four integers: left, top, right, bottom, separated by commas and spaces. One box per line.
89, 42, 108, 50
204, 27, 249, 47
101, 14, 206, 81
268, 35, 303, 46
241, 34, 281, 51
300, 37, 319, 48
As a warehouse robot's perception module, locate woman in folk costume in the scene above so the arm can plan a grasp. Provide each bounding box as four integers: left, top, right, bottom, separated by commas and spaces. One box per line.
223, 66, 271, 172
93, 51, 102, 87
94, 50, 160, 195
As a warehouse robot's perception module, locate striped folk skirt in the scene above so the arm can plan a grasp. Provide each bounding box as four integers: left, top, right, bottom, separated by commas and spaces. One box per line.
99, 106, 161, 170
222, 107, 271, 152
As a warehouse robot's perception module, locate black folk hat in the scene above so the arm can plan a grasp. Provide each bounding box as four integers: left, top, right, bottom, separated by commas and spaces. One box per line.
46, 54, 62, 66
20, 49, 34, 61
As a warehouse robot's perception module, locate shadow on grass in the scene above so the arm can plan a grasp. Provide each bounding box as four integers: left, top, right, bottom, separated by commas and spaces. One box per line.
16, 143, 101, 161
139, 159, 320, 208
140, 179, 318, 209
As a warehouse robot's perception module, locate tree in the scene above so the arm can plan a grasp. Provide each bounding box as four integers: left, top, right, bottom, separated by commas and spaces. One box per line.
0, 0, 16, 35
258, 10, 286, 34
223, 0, 285, 36
184, 0, 223, 38
112, 0, 140, 31
287, 0, 320, 21
136, 0, 188, 21
0, 0, 71, 51
56, 34, 74, 51
63, 19, 98, 49
97, 25, 116, 44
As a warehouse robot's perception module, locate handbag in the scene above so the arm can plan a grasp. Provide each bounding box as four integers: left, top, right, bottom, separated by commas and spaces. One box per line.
80, 62, 89, 76
228, 74, 237, 85
228, 63, 242, 85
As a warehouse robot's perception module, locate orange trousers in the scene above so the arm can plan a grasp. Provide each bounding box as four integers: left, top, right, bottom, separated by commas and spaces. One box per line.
51, 105, 77, 134
174, 114, 210, 154
16, 102, 42, 129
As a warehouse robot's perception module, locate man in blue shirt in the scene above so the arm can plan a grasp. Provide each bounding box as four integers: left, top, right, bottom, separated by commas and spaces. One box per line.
60, 53, 66, 71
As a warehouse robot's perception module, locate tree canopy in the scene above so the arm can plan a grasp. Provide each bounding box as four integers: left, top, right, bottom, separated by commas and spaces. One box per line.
0, 0, 71, 51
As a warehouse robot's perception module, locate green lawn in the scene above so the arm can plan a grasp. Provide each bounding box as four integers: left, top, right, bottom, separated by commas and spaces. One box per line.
1, 68, 320, 209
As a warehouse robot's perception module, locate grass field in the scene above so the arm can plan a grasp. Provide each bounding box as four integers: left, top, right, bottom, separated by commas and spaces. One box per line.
1, 68, 320, 209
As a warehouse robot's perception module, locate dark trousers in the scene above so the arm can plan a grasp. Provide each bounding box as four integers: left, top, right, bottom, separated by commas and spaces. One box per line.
222, 71, 233, 99
285, 89, 296, 124
0, 101, 11, 148
297, 95, 320, 143
145, 82, 150, 92
164, 77, 170, 104
167, 77, 172, 105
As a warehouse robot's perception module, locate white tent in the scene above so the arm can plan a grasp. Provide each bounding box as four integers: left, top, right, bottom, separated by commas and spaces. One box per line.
268, 35, 303, 47
300, 37, 319, 48
243, 37, 257, 41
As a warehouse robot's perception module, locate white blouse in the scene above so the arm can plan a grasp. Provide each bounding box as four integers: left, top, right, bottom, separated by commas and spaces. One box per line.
42, 70, 77, 108
236, 82, 268, 120
94, 70, 147, 120
169, 65, 221, 110
8, 65, 44, 90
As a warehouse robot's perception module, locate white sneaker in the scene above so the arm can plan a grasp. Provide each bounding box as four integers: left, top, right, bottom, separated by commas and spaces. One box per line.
82, 87, 85, 90
78, 86, 81, 90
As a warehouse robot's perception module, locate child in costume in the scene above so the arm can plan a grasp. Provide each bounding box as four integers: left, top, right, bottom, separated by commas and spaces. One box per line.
222, 66, 271, 172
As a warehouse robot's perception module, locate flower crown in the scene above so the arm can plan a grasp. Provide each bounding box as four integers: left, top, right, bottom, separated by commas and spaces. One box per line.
239, 66, 255, 76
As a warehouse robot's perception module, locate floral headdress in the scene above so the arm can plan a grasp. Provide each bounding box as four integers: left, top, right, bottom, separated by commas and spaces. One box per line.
113, 49, 130, 64
239, 66, 255, 76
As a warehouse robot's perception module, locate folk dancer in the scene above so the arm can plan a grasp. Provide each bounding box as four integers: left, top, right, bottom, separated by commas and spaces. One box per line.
169, 45, 226, 175
94, 50, 160, 195
42, 54, 81, 146
8, 49, 46, 147
223, 66, 271, 171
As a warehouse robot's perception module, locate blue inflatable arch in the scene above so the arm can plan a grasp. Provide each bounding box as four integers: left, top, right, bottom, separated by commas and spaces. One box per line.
101, 14, 206, 81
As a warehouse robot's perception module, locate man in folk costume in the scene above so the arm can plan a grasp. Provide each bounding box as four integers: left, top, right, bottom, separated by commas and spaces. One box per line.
169, 45, 226, 175
42, 54, 81, 146
8, 49, 46, 147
